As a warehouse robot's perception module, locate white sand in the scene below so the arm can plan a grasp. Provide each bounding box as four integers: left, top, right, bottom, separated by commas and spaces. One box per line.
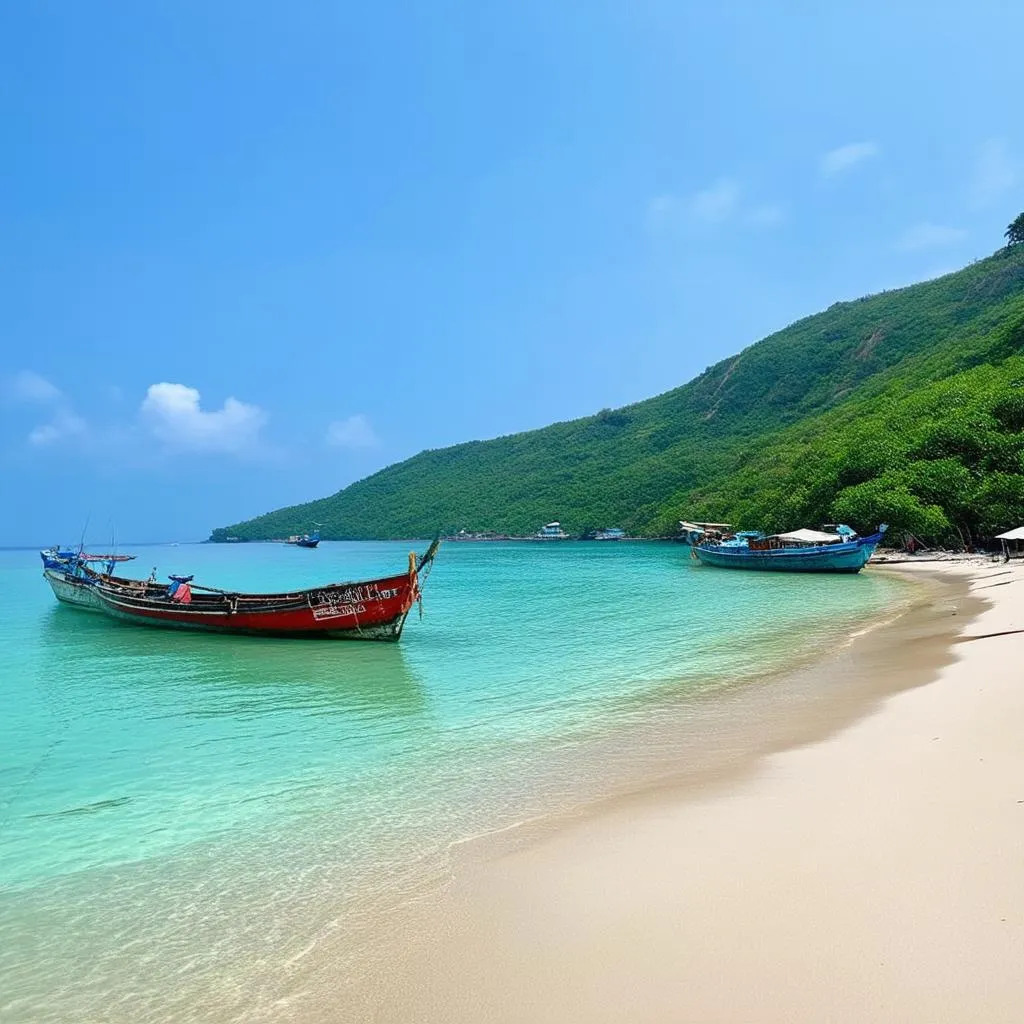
376, 562, 1024, 1023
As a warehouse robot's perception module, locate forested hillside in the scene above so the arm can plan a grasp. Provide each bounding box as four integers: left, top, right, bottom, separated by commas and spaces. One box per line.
212, 243, 1024, 543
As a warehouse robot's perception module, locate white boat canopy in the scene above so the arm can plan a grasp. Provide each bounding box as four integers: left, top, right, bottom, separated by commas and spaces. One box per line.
995, 526, 1024, 540
775, 528, 842, 544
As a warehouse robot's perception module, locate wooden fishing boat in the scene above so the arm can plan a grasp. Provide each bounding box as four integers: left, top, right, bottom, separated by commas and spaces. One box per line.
41, 539, 440, 640
286, 526, 321, 549
680, 524, 887, 574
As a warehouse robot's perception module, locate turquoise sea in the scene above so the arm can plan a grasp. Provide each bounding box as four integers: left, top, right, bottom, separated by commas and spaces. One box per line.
1, 540, 912, 1022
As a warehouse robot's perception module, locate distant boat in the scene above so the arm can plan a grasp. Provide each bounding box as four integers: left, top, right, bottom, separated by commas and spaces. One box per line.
287, 526, 321, 549
592, 527, 626, 541
40, 539, 441, 640
680, 523, 887, 573
535, 522, 568, 540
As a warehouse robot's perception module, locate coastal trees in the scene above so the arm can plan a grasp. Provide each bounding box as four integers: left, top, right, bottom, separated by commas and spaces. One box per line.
678, 344, 1024, 543
830, 478, 950, 538
973, 472, 1024, 534
1007, 212, 1024, 247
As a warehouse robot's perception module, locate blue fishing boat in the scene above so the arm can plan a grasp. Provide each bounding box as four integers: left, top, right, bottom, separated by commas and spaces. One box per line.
681, 523, 887, 573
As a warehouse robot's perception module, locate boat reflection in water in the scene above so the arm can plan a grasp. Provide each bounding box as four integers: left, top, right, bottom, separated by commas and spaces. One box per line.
39, 603, 428, 719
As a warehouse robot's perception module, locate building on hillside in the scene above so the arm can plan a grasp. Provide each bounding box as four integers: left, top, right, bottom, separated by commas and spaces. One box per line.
536, 522, 568, 539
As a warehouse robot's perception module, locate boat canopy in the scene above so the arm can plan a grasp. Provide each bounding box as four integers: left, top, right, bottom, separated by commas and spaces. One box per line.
996, 526, 1024, 540
679, 520, 732, 532
774, 528, 842, 544
42, 549, 136, 563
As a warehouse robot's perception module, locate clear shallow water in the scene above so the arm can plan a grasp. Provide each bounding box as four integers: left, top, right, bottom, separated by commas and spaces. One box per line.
1, 540, 911, 1021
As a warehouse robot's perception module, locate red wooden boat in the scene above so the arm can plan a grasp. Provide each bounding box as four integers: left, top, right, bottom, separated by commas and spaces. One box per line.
45, 539, 440, 640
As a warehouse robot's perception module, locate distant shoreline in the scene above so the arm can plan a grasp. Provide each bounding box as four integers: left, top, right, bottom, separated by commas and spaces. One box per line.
0, 540, 201, 551
207, 534, 674, 544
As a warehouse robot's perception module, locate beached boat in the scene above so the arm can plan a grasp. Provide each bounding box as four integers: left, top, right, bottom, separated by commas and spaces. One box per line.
680, 523, 887, 573
41, 539, 441, 639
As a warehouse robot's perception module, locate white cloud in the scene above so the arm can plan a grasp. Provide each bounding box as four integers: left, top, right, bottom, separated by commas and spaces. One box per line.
645, 194, 681, 229
687, 178, 741, 222
28, 409, 87, 446
747, 204, 785, 227
895, 222, 969, 251
326, 414, 378, 449
647, 181, 781, 233
140, 383, 267, 454
6, 370, 62, 404
6, 370, 90, 446
820, 141, 880, 177
969, 138, 1017, 209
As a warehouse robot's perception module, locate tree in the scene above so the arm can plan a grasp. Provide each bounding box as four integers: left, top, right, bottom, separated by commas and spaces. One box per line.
1007, 212, 1024, 247
830, 477, 951, 540
973, 472, 1024, 534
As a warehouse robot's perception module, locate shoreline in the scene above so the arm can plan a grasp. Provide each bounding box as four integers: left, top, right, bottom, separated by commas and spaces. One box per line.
1, 545, 931, 1024
332, 560, 1024, 1022
441, 565, 949, 862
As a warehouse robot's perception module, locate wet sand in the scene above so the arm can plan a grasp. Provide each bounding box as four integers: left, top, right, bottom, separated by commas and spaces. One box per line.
354, 561, 1024, 1023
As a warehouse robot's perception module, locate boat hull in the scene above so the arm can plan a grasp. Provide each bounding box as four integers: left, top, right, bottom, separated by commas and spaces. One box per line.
43, 569, 106, 611
90, 572, 419, 639
694, 534, 883, 573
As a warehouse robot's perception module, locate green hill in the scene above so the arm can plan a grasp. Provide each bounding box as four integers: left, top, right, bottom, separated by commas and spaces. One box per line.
212, 244, 1024, 544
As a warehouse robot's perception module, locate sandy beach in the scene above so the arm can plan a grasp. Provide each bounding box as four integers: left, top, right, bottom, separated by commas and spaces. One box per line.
357, 560, 1024, 1023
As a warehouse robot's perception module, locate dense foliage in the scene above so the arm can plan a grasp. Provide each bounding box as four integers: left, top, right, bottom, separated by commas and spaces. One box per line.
212, 246, 1024, 545
1007, 211, 1024, 247
683, 322, 1024, 543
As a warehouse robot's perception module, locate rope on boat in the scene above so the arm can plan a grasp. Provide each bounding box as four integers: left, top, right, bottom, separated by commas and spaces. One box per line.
412, 536, 441, 619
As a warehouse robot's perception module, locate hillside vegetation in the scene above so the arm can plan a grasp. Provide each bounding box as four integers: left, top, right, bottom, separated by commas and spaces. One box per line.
212, 245, 1024, 544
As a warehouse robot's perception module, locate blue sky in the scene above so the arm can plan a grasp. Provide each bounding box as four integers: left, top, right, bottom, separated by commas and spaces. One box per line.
2, 1, 1023, 545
